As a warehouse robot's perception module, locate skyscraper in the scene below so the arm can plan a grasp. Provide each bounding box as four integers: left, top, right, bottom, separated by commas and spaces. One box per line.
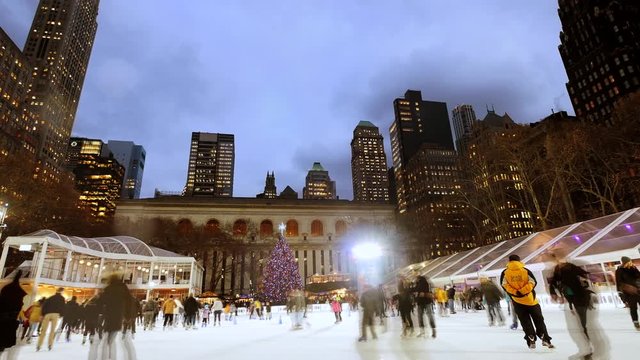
558, 0, 639, 123
451, 104, 477, 152
66, 137, 124, 220
350, 121, 389, 203
103, 140, 146, 199
0, 27, 36, 156
389, 90, 454, 213
184, 132, 234, 197
303, 162, 336, 200
24, 0, 100, 174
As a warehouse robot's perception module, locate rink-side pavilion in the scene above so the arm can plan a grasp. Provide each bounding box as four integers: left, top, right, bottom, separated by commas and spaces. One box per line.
388, 207, 640, 308
0, 230, 203, 303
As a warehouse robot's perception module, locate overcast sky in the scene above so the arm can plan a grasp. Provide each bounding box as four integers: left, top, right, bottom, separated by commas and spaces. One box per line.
0, 0, 572, 200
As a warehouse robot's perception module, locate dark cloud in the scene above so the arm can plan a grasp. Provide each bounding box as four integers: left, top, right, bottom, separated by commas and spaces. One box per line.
1, 0, 572, 200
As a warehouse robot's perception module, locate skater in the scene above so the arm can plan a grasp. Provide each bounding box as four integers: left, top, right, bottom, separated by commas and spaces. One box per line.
0, 270, 27, 360
397, 278, 414, 337
60, 296, 81, 342
287, 289, 305, 329
480, 278, 505, 326
358, 284, 378, 342
82, 295, 101, 346
183, 294, 199, 329
615, 256, 640, 330
501, 254, 554, 350
331, 298, 342, 323
95, 273, 137, 360
162, 296, 177, 329
265, 302, 272, 320
201, 304, 210, 327
549, 257, 610, 359
447, 285, 456, 314
505, 294, 518, 330
435, 287, 448, 317
414, 275, 436, 338
142, 298, 156, 330
212, 297, 224, 326
230, 302, 237, 321
23, 298, 43, 342
37, 287, 66, 351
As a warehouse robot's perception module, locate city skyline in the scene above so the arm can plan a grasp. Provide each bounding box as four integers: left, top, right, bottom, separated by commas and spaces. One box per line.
0, 0, 573, 200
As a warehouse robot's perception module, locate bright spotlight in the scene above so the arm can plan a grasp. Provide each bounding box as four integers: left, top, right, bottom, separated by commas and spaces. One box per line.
352, 243, 383, 260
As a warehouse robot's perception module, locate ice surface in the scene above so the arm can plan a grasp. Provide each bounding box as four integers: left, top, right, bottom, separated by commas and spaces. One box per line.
13, 306, 638, 360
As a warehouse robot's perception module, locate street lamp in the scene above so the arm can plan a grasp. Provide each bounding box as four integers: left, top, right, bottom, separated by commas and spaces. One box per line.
0, 202, 9, 237
352, 242, 383, 294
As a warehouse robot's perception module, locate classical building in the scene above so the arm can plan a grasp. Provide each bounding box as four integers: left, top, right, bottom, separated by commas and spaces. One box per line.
104, 140, 146, 199
303, 162, 336, 200
389, 90, 454, 213
114, 197, 403, 295
0, 27, 36, 156
66, 137, 124, 219
558, 0, 639, 123
351, 121, 390, 203
184, 132, 234, 197
23, 0, 100, 175
451, 104, 477, 153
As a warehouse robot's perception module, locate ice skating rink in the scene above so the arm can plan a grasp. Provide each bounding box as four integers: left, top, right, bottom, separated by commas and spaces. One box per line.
15, 307, 638, 360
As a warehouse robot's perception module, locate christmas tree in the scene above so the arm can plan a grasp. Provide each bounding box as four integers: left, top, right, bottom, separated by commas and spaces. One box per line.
262, 234, 303, 303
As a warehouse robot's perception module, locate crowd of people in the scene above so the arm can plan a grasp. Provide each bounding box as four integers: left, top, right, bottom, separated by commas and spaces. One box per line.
0, 255, 638, 359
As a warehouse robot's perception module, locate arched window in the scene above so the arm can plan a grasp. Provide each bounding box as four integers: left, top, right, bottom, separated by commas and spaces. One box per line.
286, 219, 299, 237
311, 220, 323, 236
335, 220, 347, 236
177, 219, 193, 235
233, 219, 248, 236
205, 219, 220, 234
260, 220, 273, 238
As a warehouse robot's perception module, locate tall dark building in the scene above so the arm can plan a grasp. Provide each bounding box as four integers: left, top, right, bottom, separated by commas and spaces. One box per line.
558, 0, 639, 123
103, 140, 146, 199
451, 104, 477, 152
257, 171, 277, 199
0, 28, 36, 156
24, 0, 100, 175
66, 137, 124, 220
303, 162, 336, 200
184, 132, 235, 197
389, 90, 454, 213
350, 121, 389, 203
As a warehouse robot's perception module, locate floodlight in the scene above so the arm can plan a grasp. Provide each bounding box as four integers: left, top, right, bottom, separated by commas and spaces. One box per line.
352, 243, 382, 260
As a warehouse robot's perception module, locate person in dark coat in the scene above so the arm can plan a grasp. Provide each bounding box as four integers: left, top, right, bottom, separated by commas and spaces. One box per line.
38, 287, 66, 351
358, 284, 378, 342
397, 278, 414, 337
480, 278, 505, 326
96, 274, 136, 360
446, 286, 456, 314
0, 270, 27, 358
615, 256, 640, 330
414, 275, 436, 338
82, 295, 102, 345
549, 258, 610, 359
60, 296, 81, 342
183, 295, 199, 329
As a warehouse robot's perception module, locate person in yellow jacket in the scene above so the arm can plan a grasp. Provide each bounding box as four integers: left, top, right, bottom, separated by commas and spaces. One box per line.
24, 299, 44, 343
434, 287, 449, 317
162, 295, 177, 329
500, 254, 554, 350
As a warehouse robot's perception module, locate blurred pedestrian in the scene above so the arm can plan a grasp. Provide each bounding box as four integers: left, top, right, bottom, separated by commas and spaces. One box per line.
94, 274, 136, 360
37, 287, 65, 351
162, 296, 177, 330
212, 298, 224, 326
480, 278, 505, 327
615, 256, 640, 330
0, 270, 27, 360
358, 284, 378, 342
331, 298, 342, 323
414, 275, 436, 338
142, 298, 156, 331
183, 294, 199, 329
550, 257, 610, 359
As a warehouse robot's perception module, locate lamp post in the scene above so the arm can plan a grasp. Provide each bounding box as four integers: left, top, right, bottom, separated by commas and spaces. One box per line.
0, 202, 8, 237
352, 242, 383, 295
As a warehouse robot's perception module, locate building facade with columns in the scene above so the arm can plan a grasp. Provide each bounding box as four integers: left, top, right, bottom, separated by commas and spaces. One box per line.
114, 197, 404, 295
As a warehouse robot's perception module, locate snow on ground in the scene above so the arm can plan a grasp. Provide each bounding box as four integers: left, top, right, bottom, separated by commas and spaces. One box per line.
15, 307, 638, 360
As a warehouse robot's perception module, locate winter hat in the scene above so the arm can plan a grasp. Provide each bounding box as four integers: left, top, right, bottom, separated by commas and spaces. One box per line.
508, 254, 520, 262
621, 256, 631, 264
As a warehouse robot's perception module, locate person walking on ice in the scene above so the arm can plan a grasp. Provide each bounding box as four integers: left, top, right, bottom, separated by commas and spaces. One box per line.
500, 254, 554, 350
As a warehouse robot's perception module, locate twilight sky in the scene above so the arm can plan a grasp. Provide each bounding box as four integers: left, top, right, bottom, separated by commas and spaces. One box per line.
0, 0, 573, 200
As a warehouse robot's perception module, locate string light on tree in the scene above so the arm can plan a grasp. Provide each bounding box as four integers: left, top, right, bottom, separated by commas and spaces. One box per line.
261, 233, 303, 304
